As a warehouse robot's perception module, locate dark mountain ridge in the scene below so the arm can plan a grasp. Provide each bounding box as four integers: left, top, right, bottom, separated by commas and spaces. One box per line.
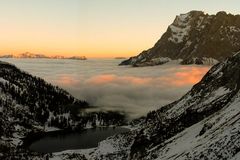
120, 11, 240, 66
0, 61, 126, 159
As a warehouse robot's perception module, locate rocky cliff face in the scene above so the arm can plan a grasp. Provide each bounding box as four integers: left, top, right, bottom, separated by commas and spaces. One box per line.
88, 51, 240, 160
120, 11, 240, 66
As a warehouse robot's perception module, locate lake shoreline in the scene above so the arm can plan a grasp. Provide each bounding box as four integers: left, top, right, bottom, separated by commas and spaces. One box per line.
23, 126, 130, 153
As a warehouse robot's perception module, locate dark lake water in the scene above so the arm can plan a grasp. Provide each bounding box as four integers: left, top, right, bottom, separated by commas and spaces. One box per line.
29, 127, 129, 153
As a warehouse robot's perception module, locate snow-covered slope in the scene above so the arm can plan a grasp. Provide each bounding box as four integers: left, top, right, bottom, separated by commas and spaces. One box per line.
0, 61, 125, 159
120, 11, 240, 66
84, 51, 240, 160
0, 61, 90, 159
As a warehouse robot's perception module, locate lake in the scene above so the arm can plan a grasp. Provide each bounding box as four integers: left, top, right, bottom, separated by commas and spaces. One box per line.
29, 127, 129, 153
0, 58, 210, 119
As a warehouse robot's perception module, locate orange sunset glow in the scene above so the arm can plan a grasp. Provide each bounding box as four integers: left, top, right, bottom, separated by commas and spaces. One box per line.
53, 66, 210, 88
0, 0, 169, 58
1, 1, 239, 58
85, 67, 209, 87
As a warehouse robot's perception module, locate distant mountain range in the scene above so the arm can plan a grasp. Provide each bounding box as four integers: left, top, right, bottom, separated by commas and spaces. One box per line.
120, 11, 240, 66
115, 57, 127, 59
0, 52, 87, 60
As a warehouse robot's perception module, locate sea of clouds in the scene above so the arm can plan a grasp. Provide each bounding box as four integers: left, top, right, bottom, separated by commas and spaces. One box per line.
2, 58, 210, 119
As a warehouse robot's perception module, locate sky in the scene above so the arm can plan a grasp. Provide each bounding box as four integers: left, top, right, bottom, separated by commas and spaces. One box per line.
0, 0, 239, 58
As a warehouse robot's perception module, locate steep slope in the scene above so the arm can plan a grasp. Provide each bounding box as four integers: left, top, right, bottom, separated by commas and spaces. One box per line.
87, 51, 240, 160
120, 11, 240, 66
0, 61, 125, 159
0, 61, 90, 159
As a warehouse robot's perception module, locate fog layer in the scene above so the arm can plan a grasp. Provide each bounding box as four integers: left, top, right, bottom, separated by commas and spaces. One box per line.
2, 58, 210, 119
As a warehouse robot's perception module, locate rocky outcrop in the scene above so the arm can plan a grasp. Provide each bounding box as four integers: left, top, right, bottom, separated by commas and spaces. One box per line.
120, 11, 240, 66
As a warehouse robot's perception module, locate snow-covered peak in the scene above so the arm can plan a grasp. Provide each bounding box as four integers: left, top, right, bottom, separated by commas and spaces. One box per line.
120, 11, 240, 67
168, 12, 193, 43
172, 12, 191, 26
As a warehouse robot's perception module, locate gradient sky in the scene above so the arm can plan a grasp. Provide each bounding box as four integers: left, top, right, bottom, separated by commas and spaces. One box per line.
0, 0, 239, 58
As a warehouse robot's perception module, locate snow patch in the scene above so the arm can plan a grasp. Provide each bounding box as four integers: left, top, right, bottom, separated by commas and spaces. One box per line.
168, 25, 191, 43
0, 77, 8, 84
168, 13, 191, 43
229, 26, 240, 32
44, 126, 61, 132
201, 57, 219, 65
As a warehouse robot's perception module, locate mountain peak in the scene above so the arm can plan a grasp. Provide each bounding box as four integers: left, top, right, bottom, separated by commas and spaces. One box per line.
120, 11, 240, 66
216, 11, 228, 16
177, 10, 204, 19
